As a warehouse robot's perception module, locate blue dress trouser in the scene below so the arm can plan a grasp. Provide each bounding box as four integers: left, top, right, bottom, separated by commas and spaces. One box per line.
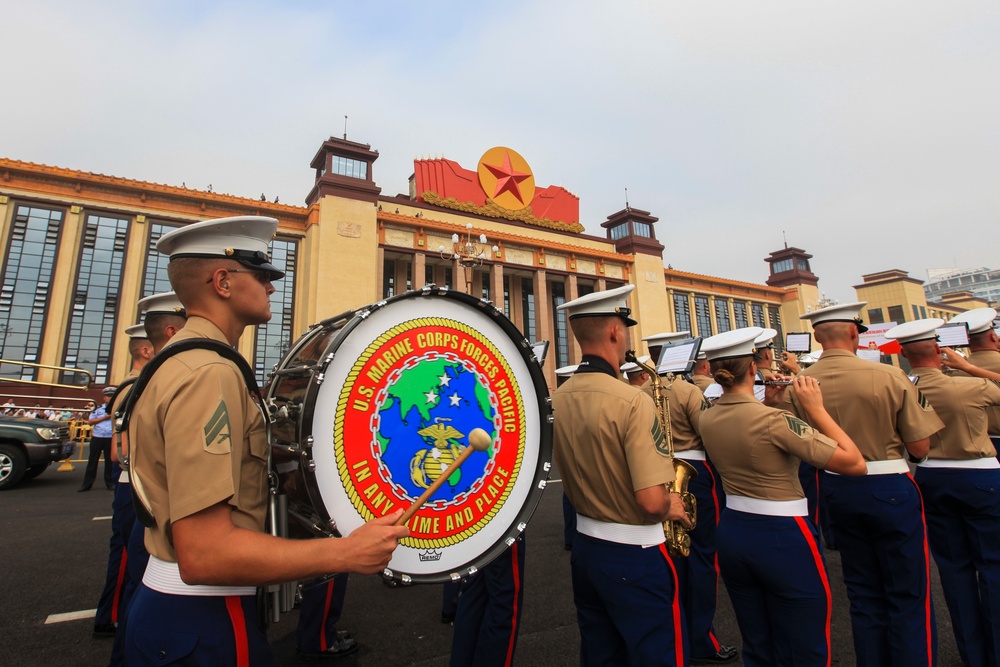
125, 585, 273, 666
450, 533, 526, 667
296, 573, 349, 653
673, 458, 727, 658
916, 466, 1000, 667
822, 471, 937, 667
799, 462, 836, 549
563, 493, 577, 549
717, 509, 831, 667
571, 533, 686, 667
110, 518, 150, 665
95, 470, 132, 629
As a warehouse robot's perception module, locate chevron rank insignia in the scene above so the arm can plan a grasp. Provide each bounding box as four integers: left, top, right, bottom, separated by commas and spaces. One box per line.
783, 414, 811, 438
203, 400, 233, 453
701, 399, 710, 412
917, 390, 932, 411
651, 418, 669, 456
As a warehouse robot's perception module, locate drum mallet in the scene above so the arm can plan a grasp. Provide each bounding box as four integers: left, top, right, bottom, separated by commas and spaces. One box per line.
396, 428, 492, 526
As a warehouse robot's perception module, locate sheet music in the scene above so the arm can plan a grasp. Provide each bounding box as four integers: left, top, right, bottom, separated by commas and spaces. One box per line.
936, 324, 969, 348
856, 348, 882, 363
657, 340, 699, 374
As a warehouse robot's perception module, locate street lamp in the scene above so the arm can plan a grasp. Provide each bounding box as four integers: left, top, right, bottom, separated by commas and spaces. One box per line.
439, 223, 499, 294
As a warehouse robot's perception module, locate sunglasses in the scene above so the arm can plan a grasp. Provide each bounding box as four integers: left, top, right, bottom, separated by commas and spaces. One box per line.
228, 269, 273, 284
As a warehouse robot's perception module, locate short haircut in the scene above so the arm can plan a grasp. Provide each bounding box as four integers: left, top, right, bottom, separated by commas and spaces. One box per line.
570, 315, 616, 346
145, 312, 188, 349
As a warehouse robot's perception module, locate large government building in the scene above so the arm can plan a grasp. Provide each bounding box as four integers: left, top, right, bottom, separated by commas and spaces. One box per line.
0, 137, 985, 395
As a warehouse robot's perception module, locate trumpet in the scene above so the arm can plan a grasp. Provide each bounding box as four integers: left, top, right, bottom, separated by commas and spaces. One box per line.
625, 350, 697, 557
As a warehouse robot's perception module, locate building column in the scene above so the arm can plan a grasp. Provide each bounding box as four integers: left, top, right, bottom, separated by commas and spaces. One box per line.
109, 214, 151, 381
688, 294, 697, 336
509, 276, 523, 331
37, 205, 86, 385
533, 271, 553, 385
666, 289, 675, 331
490, 263, 504, 311
375, 247, 386, 298
413, 252, 426, 289
0, 196, 12, 254
566, 275, 580, 365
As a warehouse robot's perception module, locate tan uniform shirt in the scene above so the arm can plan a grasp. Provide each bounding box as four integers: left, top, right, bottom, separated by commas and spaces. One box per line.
911, 367, 1000, 460
701, 393, 837, 501
691, 374, 713, 392
783, 349, 944, 461
968, 349, 1000, 435
664, 378, 709, 453
130, 316, 268, 562
553, 364, 676, 526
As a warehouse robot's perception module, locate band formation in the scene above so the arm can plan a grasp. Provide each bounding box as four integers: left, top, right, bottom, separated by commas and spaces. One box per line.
78, 215, 1000, 666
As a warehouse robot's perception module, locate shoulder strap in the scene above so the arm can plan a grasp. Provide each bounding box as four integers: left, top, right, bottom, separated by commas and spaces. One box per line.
108, 377, 138, 414
115, 338, 268, 434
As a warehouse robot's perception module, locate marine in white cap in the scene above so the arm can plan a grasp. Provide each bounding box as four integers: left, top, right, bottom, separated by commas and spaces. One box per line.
948, 308, 1000, 445
887, 317, 1000, 666
641, 330, 737, 663
137, 291, 188, 354
551, 284, 691, 667
620, 355, 652, 388
690, 351, 713, 393
698, 327, 863, 667
124, 217, 408, 665
784, 301, 943, 667
93, 320, 154, 644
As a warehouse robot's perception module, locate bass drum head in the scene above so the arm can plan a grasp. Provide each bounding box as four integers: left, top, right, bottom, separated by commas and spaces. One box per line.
309, 287, 551, 583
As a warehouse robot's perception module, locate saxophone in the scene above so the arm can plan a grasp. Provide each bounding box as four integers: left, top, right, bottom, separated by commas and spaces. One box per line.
625, 350, 698, 556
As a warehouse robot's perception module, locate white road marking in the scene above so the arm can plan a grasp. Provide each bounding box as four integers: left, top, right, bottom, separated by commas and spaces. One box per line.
45, 609, 96, 624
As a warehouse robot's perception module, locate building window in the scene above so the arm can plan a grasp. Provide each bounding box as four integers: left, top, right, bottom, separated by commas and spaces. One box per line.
751, 303, 765, 328
521, 279, 535, 339
577, 282, 595, 298
62, 213, 130, 385
551, 281, 568, 368
771, 258, 794, 274
887, 305, 906, 324
768, 306, 784, 353
714, 299, 731, 333
632, 221, 652, 238
867, 308, 885, 324
673, 293, 691, 333
919, 306, 926, 318
797, 258, 810, 271
330, 155, 367, 179
425, 263, 435, 287
480, 270, 490, 302
0, 205, 63, 381
609, 223, 629, 241
733, 301, 748, 328
694, 296, 712, 337
382, 259, 395, 298
253, 238, 297, 384
141, 222, 180, 300
503, 276, 510, 318
444, 267, 453, 290
912, 304, 920, 320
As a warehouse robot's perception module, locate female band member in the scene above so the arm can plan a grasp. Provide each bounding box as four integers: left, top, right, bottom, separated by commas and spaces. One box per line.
698, 328, 865, 667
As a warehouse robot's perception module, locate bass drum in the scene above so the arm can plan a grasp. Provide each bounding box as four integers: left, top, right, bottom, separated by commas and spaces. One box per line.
266, 286, 553, 584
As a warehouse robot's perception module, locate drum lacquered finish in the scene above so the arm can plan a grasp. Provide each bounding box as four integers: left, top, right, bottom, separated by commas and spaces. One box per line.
266, 286, 553, 583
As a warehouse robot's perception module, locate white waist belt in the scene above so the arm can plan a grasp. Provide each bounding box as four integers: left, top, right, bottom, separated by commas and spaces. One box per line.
143, 556, 256, 597
118, 470, 130, 483
726, 495, 808, 517
828, 458, 910, 476
673, 450, 706, 461
918, 458, 1000, 470
576, 515, 665, 547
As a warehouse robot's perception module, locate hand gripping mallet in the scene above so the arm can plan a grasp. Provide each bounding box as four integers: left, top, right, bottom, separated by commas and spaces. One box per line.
395, 428, 492, 526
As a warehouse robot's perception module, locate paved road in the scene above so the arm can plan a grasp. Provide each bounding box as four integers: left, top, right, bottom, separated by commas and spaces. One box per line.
1, 460, 965, 665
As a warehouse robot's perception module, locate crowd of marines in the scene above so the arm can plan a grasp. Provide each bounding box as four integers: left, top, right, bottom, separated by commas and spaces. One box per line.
80, 213, 1000, 666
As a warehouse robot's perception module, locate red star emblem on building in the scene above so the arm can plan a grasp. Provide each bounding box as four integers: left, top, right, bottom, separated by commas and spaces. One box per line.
483, 151, 532, 205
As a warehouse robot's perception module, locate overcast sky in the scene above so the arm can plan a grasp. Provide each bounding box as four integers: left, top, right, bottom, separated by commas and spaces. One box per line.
2, 1, 997, 303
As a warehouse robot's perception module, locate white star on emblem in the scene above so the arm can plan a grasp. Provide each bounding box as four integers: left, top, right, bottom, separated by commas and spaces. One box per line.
449, 392, 462, 407
438, 373, 451, 387
425, 390, 438, 404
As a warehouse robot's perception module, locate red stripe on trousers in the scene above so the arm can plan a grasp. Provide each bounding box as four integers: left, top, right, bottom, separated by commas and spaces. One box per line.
224, 596, 250, 667
659, 544, 685, 667
321, 580, 335, 652
704, 461, 722, 652
813, 470, 820, 524
908, 473, 934, 667
111, 548, 128, 622
504, 540, 521, 667
793, 516, 831, 667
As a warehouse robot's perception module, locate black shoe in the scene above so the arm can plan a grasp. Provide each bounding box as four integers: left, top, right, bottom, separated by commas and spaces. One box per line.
691, 645, 738, 665
77, 487, 91, 493
92, 623, 116, 639
297, 631, 358, 660
440, 611, 455, 624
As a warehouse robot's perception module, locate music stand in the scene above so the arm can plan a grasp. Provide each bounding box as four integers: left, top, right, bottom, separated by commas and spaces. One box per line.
531, 340, 550, 366
655, 337, 703, 376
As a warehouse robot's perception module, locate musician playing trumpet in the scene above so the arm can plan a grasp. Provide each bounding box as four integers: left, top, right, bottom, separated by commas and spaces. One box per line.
699, 327, 865, 667
552, 285, 691, 667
